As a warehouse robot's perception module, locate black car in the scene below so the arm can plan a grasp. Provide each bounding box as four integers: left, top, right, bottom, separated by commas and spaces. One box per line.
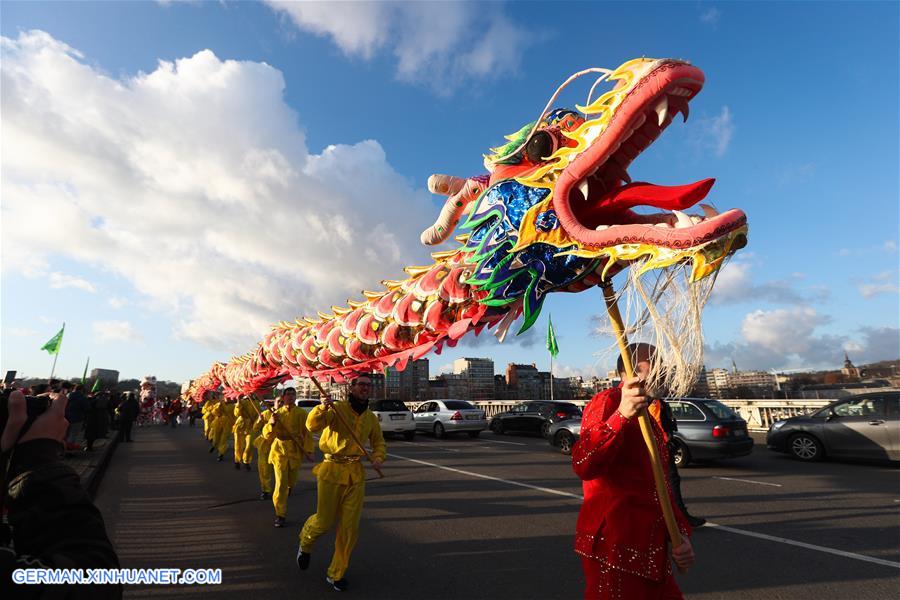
766, 392, 899, 462
490, 401, 582, 437
665, 398, 753, 467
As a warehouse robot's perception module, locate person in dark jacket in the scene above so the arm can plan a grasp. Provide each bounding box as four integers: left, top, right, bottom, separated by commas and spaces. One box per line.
63, 384, 88, 452
1, 389, 121, 599
83, 393, 102, 452
117, 392, 139, 443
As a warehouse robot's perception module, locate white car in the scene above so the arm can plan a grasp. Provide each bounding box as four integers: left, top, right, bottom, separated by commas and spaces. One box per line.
370, 399, 416, 440
413, 399, 487, 438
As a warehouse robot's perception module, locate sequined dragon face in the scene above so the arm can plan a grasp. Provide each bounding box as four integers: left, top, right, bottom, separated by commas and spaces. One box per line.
459, 58, 747, 332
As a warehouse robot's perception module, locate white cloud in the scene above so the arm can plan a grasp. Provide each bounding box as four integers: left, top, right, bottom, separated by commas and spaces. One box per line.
711, 259, 827, 304
885, 240, 897, 252
264, 1, 530, 89
93, 320, 144, 343
859, 283, 900, 298
9, 327, 38, 337
699, 7, 722, 28
1, 31, 435, 351
108, 296, 128, 309
690, 106, 734, 158
48, 272, 97, 293
741, 307, 830, 355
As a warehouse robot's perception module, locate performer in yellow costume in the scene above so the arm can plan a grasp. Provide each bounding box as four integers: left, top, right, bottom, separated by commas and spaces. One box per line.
214, 396, 236, 462
262, 386, 314, 527
203, 391, 221, 453
233, 395, 257, 471
297, 375, 385, 592
253, 396, 276, 500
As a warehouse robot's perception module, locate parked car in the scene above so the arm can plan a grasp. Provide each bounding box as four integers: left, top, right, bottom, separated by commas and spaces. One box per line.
667, 398, 753, 466
545, 398, 753, 465
370, 399, 416, 440
490, 401, 583, 437
548, 418, 581, 454
766, 392, 900, 462
413, 399, 487, 438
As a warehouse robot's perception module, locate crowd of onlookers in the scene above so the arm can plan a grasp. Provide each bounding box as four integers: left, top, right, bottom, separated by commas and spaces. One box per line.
0, 379, 200, 452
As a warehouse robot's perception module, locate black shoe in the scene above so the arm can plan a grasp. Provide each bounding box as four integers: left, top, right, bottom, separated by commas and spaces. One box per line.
234, 462, 241, 470
288, 486, 292, 496
259, 492, 271, 501
686, 514, 707, 528
274, 516, 286, 528
217, 455, 224, 462
245, 463, 252, 471
296, 548, 310, 570
326, 576, 347, 592
208, 446, 215, 453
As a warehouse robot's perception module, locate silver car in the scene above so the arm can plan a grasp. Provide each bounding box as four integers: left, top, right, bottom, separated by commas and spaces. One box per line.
548, 418, 581, 454
413, 399, 487, 438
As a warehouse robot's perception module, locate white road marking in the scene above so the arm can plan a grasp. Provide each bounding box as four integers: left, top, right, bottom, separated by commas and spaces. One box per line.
712, 476, 783, 488
479, 438, 527, 446
389, 451, 900, 570
400, 440, 462, 453
386, 452, 583, 500
705, 523, 900, 570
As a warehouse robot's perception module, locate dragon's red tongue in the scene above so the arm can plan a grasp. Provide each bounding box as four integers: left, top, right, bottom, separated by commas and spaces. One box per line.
595, 178, 715, 212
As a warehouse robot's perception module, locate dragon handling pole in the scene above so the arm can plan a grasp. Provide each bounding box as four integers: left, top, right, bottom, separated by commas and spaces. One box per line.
601, 282, 686, 568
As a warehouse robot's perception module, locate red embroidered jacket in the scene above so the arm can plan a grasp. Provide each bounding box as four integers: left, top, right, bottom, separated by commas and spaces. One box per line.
572, 387, 691, 582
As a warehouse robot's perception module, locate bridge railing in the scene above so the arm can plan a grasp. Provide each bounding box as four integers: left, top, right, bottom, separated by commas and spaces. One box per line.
405, 398, 839, 431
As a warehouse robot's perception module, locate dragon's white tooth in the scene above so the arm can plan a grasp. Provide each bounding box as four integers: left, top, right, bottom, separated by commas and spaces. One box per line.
655, 222, 672, 228
655, 96, 669, 126
700, 204, 719, 218
672, 210, 693, 228
690, 215, 703, 225
578, 179, 590, 200
595, 225, 609, 231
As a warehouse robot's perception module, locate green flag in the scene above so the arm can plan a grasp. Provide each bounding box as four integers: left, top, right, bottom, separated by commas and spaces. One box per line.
91, 378, 101, 393
546, 315, 559, 359
41, 324, 65, 355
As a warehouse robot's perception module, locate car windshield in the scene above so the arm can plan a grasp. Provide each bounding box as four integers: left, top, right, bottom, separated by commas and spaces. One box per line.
701, 400, 738, 420
443, 400, 474, 410
372, 400, 408, 412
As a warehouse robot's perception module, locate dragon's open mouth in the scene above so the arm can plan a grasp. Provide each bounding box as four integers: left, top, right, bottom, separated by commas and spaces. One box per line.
555, 60, 746, 250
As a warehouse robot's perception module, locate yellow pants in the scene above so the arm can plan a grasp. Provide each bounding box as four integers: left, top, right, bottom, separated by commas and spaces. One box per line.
299, 476, 365, 580
271, 455, 300, 518
256, 440, 274, 493
233, 431, 253, 464
214, 425, 231, 456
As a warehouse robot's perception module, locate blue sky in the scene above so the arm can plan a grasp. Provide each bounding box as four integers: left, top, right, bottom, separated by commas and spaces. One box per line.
1, 1, 897, 383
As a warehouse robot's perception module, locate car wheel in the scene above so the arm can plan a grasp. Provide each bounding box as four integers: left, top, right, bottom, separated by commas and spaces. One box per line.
491, 419, 505, 434
671, 439, 691, 468
540, 421, 551, 438
434, 422, 445, 439
467, 430, 480, 438
403, 430, 415, 441
556, 431, 575, 455
789, 433, 823, 461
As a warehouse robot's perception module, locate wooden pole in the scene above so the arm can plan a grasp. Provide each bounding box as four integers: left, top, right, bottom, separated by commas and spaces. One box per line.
309, 377, 384, 478
601, 282, 685, 560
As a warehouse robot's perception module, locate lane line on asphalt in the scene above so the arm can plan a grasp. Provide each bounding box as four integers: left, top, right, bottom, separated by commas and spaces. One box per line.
389, 452, 900, 570
386, 452, 583, 500
712, 476, 783, 487
705, 523, 900, 570
479, 438, 528, 446
400, 441, 462, 453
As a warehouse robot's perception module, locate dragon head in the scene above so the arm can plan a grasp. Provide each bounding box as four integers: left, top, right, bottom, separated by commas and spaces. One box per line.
457, 58, 747, 332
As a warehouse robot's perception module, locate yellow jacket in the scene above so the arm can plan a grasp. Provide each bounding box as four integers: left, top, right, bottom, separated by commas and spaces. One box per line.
263, 405, 314, 461
306, 401, 385, 486
216, 401, 237, 432
233, 398, 258, 434
253, 407, 274, 449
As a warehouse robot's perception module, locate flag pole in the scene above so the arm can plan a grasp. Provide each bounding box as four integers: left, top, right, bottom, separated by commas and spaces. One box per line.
550, 354, 554, 400
600, 282, 686, 569
48, 321, 65, 380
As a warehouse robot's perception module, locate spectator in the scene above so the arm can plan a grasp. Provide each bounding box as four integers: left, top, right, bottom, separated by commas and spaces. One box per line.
1, 389, 122, 599
116, 392, 139, 443
83, 392, 102, 452
64, 384, 89, 452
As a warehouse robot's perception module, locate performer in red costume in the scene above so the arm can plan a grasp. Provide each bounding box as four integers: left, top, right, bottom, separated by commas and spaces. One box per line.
573, 343, 695, 599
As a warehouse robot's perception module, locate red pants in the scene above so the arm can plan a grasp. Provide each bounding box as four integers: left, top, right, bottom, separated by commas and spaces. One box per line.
581, 558, 683, 600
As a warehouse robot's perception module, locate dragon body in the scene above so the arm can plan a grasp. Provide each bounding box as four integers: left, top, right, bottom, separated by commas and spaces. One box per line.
188, 58, 747, 401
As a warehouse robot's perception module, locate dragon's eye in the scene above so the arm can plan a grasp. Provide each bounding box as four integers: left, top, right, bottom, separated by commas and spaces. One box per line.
525, 130, 556, 162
